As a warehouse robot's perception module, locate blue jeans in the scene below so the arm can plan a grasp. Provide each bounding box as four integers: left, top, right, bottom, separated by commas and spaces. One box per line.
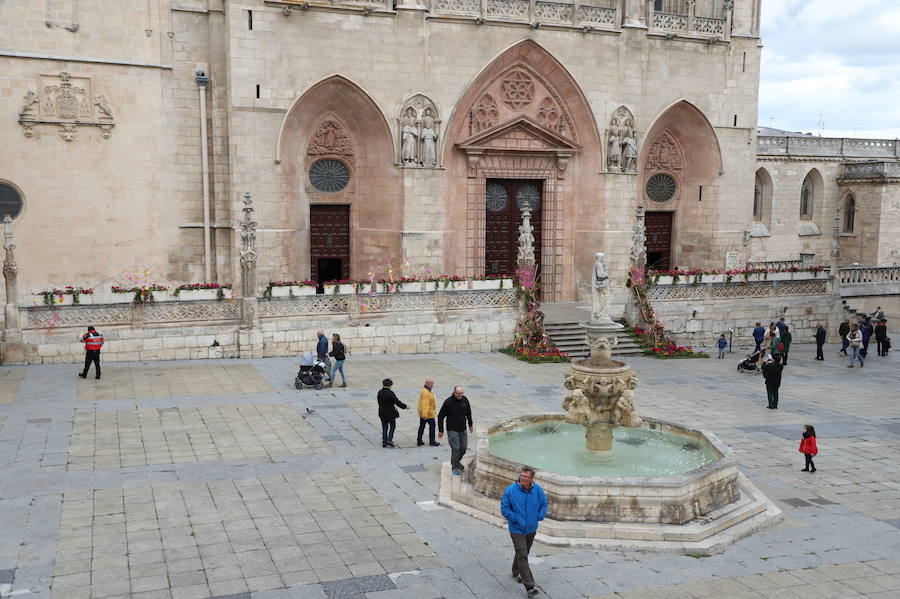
840, 338, 850, 353
330, 360, 345, 384
718, 347, 726, 358
849, 346, 864, 366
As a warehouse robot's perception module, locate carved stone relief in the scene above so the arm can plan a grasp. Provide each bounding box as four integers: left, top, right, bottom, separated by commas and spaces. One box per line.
397, 94, 441, 168
500, 69, 535, 110
307, 119, 353, 156
607, 106, 638, 172
471, 93, 500, 134
18, 72, 115, 141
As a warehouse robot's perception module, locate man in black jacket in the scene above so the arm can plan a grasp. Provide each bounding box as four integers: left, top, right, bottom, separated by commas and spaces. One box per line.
814, 324, 826, 360
437, 386, 474, 476
377, 379, 409, 448
875, 319, 888, 356
838, 319, 851, 355
761, 358, 783, 409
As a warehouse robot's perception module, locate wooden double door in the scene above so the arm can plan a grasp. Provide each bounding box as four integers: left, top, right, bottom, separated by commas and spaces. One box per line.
484, 179, 543, 276
310, 204, 350, 285
645, 211, 673, 271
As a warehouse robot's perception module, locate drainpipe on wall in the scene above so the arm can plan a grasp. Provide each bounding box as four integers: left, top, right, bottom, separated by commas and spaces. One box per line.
195, 69, 212, 282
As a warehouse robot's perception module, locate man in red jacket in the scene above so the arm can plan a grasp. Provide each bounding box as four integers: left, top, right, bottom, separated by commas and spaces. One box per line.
79, 326, 104, 379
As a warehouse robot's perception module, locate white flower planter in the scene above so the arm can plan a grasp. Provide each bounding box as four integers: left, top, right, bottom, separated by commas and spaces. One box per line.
177, 288, 231, 301
767, 272, 792, 281
271, 285, 316, 297
655, 276, 675, 285
152, 290, 170, 302
423, 281, 439, 292
471, 279, 502, 290
37, 293, 95, 306
323, 284, 353, 295
434, 280, 467, 291
703, 274, 724, 283
501, 278, 514, 289
397, 282, 424, 292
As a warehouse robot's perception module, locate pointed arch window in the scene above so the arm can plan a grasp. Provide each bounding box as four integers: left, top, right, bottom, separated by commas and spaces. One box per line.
843, 193, 856, 233
753, 173, 763, 220
800, 175, 814, 220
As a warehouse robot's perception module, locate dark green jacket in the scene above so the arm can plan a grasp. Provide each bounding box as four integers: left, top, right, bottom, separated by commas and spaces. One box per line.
781, 331, 792, 352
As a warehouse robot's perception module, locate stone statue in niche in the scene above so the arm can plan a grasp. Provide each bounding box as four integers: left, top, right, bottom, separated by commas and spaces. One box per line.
398, 95, 441, 167
420, 109, 438, 167
401, 111, 419, 165
607, 124, 621, 171
607, 106, 638, 173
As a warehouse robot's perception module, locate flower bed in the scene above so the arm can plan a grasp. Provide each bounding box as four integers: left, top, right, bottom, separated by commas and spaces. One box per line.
500, 344, 570, 364
425, 275, 467, 291
111, 285, 168, 304
470, 275, 514, 290
324, 280, 357, 295
628, 326, 708, 359
501, 266, 570, 364
35, 286, 93, 306
174, 283, 233, 301
262, 281, 314, 299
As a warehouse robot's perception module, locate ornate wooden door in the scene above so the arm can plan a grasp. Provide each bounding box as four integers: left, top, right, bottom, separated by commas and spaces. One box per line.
484, 179, 543, 276
645, 211, 673, 271
310, 205, 350, 283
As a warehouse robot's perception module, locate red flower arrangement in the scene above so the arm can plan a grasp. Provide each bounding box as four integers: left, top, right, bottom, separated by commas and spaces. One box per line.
500, 266, 570, 364
627, 267, 708, 359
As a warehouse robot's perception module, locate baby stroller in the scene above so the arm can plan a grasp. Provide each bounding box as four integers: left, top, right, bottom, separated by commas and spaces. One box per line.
737, 350, 762, 373
295, 351, 328, 390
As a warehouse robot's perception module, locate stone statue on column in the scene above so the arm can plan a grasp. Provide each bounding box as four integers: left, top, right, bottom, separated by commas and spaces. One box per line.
629, 204, 647, 268
2, 215, 25, 363
591, 252, 612, 324
517, 207, 536, 268
420, 112, 438, 168
607, 124, 621, 172
400, 112, 419, 166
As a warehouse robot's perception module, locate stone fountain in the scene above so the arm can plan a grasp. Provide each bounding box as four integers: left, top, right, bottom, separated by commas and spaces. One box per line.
439, 253, 782, 553
562, 252, 642, 452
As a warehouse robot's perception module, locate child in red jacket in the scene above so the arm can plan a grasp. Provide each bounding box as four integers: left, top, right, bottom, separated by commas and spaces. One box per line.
799, 425, 817, 472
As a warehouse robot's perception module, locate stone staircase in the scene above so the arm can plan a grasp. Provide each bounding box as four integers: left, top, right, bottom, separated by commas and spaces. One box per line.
545, 321, 644, 359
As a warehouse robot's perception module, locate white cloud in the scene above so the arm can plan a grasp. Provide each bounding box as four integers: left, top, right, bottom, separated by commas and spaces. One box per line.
759, 0, 900, 138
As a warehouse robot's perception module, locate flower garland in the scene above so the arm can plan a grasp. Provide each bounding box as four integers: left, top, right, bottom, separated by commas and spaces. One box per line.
500, 266, 570, 364
173, 282, 232, 300
36, 286, 93, 306
627, 266, 708, 359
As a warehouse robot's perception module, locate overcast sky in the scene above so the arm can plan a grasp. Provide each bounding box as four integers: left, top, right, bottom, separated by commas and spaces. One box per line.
759, 0, 900, 138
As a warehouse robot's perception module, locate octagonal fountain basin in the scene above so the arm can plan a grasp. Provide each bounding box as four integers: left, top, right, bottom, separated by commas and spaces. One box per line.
472, 414, 740, 525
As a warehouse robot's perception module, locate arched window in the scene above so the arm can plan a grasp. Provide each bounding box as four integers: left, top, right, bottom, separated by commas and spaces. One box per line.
800, 175, 814, 220
843, 193, 856, 233
0, 181, 24, 220
753, 172, 763, 220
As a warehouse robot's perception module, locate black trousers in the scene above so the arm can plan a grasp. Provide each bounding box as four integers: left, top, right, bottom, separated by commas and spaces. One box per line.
82, 350, 101, 378
380, 417, 396, 445
877, 338, 887, 356
417, 418, 436, 444
766, 384, 779, 409
862, 339, 870, 358
815, 342, 824, 360
804, 453, 816, 471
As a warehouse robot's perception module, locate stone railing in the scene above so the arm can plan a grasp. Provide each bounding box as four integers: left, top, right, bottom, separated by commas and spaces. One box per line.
840, 161, 900, 180
648, 0, 729, 38
20, 288, 517, 330
431, 0, 618, 27
758, 135, 900, 159
647, 277, 831, 302
839, 266, 900, 286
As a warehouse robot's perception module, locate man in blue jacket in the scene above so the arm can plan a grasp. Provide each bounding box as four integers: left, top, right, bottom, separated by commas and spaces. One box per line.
752, 322, 766, 353
500, 467, 548, 597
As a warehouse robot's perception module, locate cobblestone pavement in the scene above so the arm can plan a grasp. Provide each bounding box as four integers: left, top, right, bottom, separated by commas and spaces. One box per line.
1, 342, 899, 598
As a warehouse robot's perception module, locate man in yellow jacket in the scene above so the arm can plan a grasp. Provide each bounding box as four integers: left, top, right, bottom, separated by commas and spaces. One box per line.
416, 378, 440, 447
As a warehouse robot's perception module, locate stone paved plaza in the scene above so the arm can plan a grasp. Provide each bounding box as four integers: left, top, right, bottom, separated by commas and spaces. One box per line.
1, 341, 900, 599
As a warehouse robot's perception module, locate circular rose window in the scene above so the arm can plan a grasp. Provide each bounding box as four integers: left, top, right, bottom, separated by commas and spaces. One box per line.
309, 159, 350, 193
646, 173, 677, 203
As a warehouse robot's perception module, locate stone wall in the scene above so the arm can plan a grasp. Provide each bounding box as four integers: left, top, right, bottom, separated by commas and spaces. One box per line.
645, 278, 844, 347
12, 290, 517, 364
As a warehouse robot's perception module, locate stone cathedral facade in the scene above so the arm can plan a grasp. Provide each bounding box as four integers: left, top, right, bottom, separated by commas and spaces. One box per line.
0, 0, 897, 308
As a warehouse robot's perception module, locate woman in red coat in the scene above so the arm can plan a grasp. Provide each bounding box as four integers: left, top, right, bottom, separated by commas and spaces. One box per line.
799, 425, 817, 472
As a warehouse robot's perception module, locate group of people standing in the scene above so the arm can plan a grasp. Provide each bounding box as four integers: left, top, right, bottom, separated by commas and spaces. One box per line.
837, 307, 890, 368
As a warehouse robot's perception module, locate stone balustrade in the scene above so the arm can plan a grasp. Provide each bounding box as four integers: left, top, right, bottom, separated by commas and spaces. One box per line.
757, 135, 900, 159
430, 0, 619, 28
839, 266, 900, 286
840, 161, 900, 180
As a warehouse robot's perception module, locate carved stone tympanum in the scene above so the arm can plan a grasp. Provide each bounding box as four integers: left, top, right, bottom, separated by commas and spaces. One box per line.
307, 119, 353, 156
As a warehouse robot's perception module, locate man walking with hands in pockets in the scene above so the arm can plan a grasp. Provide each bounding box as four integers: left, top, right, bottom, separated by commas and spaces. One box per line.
501, 466, 548, 596
437, 385, 473, 476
